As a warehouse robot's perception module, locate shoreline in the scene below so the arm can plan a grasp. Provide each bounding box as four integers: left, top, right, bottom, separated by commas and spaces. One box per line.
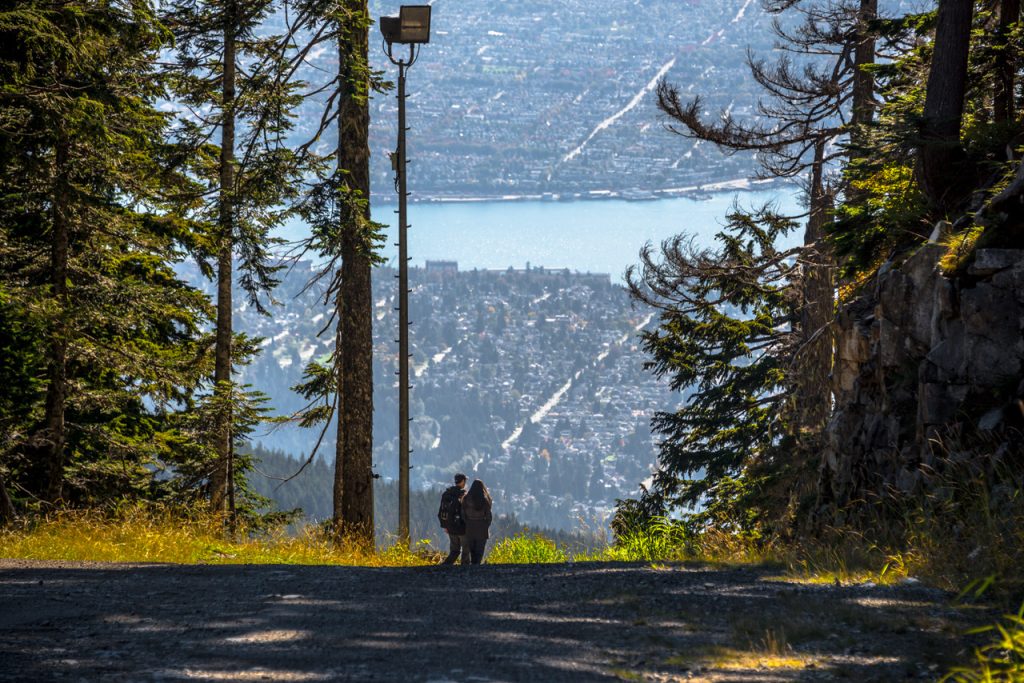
373, 176, 794, 205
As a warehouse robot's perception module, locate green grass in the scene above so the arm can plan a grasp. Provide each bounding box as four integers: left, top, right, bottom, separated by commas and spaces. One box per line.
942, 603, 1024, 682
488, 532, 567, 564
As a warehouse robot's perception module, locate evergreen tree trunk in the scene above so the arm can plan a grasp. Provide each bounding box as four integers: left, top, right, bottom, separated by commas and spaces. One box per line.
43, 134, 70, 503
918, 0, 974, 215
995, 0, 1020, 124
795, 141, 834, 435
0, 474, 15, 523
332, 314, 345, 524
334, 0, 374, 541
210, 7, 237, 512
845, 0, 877, 208
851, 0, 877, 135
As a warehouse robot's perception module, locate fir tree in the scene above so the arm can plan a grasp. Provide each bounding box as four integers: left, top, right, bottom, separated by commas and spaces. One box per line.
161, 0, 306, 512
0, 1, 213, 507
625, 207, 801, 521
288, 0, 385, 542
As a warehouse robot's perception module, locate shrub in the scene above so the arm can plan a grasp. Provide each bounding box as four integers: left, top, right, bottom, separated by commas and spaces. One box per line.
602, 515, 694, 562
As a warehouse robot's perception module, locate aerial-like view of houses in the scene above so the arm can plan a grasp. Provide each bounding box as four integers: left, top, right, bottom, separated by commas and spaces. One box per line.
216, 259, 683, 532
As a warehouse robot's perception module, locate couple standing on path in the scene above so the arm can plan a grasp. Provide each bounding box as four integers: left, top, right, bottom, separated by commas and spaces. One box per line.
437, 473, 493, 565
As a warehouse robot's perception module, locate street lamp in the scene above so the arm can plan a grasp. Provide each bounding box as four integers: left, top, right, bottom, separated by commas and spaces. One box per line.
382, 5, 430, 546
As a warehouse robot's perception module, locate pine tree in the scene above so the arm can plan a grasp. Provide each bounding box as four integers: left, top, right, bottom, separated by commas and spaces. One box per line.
0, 1, 213, 507
625, 207, 801, 520
162, 0, 306, 512
288, 0, 384, 542
656, 0, 879, 439
633, 0, 882, 526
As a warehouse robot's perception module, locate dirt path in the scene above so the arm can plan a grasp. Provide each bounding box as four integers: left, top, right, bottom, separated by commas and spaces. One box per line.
0, 560, 989, 681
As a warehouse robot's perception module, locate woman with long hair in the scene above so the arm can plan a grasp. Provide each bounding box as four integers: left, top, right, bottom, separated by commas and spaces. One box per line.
461, 479, 492, 564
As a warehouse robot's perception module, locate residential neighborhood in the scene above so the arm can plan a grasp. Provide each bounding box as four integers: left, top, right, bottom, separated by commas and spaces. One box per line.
210, 260, 684, 531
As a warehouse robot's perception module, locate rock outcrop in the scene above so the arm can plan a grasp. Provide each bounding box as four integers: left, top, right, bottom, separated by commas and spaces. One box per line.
819, 241, 1024, 511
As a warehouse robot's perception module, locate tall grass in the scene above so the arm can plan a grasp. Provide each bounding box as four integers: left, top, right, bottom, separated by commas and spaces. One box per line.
0, 507, 425, 567
488, 532, 567, 564
596, 516, 695, 562
942, 603, 1024, 682
897, 433, 1024, 594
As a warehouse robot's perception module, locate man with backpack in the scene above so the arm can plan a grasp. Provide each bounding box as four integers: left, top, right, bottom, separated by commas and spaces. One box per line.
437, 473, 467, 565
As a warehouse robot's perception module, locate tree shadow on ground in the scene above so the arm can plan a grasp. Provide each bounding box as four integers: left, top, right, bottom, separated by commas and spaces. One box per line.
0, 562, 990, 682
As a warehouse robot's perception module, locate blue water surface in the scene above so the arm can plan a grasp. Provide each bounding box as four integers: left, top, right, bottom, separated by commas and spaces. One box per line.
278, 187, 804, 281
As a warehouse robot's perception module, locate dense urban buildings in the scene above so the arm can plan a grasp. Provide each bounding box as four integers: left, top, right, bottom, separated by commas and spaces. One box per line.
206, 262, 683, 531
281, 0, 772, 200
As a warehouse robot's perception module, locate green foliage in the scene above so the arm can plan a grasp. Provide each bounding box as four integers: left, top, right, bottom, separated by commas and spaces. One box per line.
489, 533, 568, 564
623, 205, 799, 518
0, 1, 215, 506
161, 0, 306, 311
942, 603, 1024, 683
603, 516, 694, 563
939, 226, 985, 274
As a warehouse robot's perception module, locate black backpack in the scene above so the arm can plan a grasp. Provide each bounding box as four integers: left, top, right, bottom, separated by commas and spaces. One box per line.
437, 487, 465, 534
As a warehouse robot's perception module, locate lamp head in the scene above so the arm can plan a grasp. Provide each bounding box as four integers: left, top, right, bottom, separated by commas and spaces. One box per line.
380, 5, 431, 45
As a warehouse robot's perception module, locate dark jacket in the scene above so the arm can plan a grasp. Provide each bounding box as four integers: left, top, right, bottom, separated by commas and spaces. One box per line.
438, 485, 465, 534
462, 496, 492, 540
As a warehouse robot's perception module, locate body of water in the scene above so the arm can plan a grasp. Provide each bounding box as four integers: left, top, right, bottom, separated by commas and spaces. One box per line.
279, 186, 804, 280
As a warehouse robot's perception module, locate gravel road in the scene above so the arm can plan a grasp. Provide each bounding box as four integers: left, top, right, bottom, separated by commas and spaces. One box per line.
0, 560, 989, 682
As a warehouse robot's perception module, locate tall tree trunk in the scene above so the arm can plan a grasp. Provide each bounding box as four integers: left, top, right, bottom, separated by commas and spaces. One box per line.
210, 8, 237, 512
795, 141, 834, 435
332, 310, 345, 525
917, 0, 974, 216
43, 134, 70, 503
845, 0, 878, 208
334, 0, 374, 542
0, 473, 15, 523
851, 0, 877, 132
995, 0, 1020, 124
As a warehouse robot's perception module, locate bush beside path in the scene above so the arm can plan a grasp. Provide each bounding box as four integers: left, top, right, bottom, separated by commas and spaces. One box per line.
0, 559, 991, 682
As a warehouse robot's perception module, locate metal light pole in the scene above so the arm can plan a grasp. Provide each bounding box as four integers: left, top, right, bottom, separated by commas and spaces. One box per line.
381, 6, 430, 546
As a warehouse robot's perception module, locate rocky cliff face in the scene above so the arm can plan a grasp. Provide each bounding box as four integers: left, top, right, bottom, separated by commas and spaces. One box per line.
820, 240, 1024, 512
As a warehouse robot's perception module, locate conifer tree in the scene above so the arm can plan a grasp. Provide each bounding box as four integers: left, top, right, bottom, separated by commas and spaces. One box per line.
162, 0, 305, 512
332, 0, 376, 541
0, 1, 213, 506
656, 0, 879, 437
632, 0, 881, 526
288, 0, 383, 542
625, 208, 801, 519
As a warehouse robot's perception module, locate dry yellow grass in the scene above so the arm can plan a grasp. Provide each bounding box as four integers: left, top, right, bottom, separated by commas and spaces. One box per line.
0, 509, 427, 567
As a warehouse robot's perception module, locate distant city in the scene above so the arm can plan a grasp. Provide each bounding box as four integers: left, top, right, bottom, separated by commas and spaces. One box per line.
190, 261, 683, 531
279, 0, 775, 201
229, 0, 804, 529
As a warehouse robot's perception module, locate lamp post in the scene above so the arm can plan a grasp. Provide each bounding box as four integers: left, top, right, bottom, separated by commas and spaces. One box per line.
381, 5, 430, 546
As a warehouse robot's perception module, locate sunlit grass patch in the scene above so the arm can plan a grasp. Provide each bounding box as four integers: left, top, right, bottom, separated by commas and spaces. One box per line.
939, 225, 985, 275
0, 508, 427, 567
942, 602, 1024, 683
488, 532, 567, 564
663, 639, 819, 674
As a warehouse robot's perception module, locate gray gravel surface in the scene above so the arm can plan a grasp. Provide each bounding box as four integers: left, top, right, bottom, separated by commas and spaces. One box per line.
0, 560, 990, 682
